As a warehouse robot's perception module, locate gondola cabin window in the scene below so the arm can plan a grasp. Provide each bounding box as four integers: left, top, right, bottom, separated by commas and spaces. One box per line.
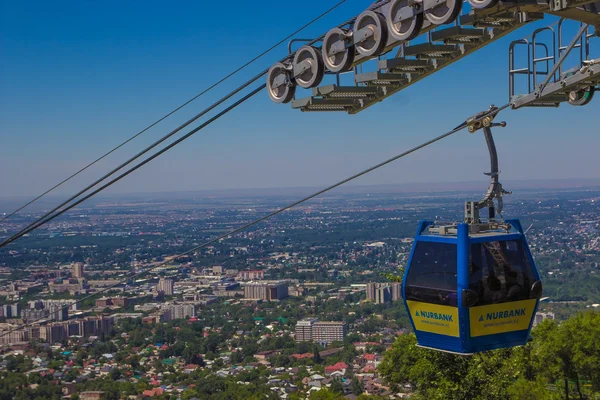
468, 240, 536, 306
405, 242, 458, 306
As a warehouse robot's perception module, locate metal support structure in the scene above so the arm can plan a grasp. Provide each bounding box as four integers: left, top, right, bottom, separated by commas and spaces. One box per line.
268, 0, 600, 113
558, 19, 586, 76
463, 107, 510, 225
509, 39, 532, 98
532, 26, 557, 88
509, 18, 600, 108
538, 23, 589, 93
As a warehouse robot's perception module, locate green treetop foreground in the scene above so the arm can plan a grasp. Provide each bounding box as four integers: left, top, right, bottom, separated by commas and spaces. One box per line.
379, 310, 600, 400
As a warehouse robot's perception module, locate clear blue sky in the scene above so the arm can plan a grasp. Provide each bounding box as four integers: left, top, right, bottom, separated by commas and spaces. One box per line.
1, 1, 599, 198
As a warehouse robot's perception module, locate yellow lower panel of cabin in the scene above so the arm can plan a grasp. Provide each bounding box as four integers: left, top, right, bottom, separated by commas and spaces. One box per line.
406, 300, 460, 337
469, 299, 537, 337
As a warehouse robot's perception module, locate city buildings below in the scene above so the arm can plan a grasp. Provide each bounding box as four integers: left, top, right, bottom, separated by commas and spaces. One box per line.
95, 297, 130, 309
2, 303, 22, 318
134, 303, 160, 312
244, 282, 289, 301
0, 315, 114, 345
80, 391, 105, 400
156, 277, 174, 296
295, 318, 318, 342
28, 299, 79, 311
0, 282, 44, 298
72, 262, 85, 279
181, 294, 218, 305
109, 313, 142, 322
87, 280, 120, 288
288, 286, 305, 297
295, 319, 347, 344
212, 281, 240, 291
212, 265, 224, 275
22, 305, 68, 322
165, 303, 197, 320
48, 278, 86, 295
366, 282, 402, 304
313, 321, 348, 344
533, 311, 556, 326
237, 270, 265, 281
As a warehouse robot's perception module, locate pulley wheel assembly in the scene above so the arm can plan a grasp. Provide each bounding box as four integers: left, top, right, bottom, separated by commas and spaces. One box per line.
322, 27, 355, 73
387, 0, 424, 41
425, 0, 463, 25
293, 45, 325, 89
467, 0, 499, 9
353, 10, 389, 57
267, 62, 295, 104
568, 85, 595, 106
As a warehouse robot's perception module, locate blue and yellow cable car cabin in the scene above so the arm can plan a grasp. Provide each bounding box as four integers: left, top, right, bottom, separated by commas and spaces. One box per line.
402, 219, 543, 354
401, 114, 543, 354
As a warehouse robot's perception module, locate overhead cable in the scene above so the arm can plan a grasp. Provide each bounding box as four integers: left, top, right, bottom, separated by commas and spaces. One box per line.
0, 104, 508, 339
0, 0, 350, 223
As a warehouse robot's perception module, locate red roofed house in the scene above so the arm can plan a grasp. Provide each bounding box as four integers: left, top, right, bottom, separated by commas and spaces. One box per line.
361, 364, 377, 373
364, 353, 377, 363
325, 362, 348, 374
290, 353, 313, 360
184, 364, 199, 373
142, 388, 164, 397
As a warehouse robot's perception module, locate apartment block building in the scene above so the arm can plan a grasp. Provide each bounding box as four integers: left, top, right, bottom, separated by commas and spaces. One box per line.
295, 319, 347, 344
244, 282, 288, 301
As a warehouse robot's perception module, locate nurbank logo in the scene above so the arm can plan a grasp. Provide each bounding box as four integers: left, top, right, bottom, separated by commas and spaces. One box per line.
415, 311, 453, 322
482, 308, 527, 321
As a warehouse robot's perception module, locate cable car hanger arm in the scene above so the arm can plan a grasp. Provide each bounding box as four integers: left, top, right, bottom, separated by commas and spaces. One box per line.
464, 105, 511, 224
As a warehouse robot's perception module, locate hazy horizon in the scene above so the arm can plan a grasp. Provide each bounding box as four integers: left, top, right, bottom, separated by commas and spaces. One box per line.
1, 177, 599, 206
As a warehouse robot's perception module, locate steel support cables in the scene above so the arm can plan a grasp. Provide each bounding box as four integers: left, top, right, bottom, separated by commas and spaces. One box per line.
0, 84, 267, 248
0, 0, 350, 223
0, 104, 507, 340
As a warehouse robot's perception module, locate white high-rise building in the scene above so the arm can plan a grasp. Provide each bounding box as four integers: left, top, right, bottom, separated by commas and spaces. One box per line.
295, 319, 347, 344
156, 278, 174, 296
295, 318, 318, 342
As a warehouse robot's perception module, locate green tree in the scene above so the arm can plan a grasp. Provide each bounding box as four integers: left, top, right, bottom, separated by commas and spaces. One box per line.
530, 311, 600, 398
330, 379, 344, 394
313, 344, 322, 364
507, 378, 553, 400
309, 388, 343, 400
350, 378, 364, 396
109, 367, 122, 380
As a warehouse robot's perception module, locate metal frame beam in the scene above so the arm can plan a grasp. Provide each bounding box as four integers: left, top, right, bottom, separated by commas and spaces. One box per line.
511, 61, 600, 108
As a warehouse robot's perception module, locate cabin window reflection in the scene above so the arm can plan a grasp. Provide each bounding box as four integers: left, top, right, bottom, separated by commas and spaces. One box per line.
468, 240, 536, 306
405, 242, 458, 306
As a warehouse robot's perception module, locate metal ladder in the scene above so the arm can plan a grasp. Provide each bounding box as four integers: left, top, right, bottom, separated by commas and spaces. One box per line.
509, 18, 599, 108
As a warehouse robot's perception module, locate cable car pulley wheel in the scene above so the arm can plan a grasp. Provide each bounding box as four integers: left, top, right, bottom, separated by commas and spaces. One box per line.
425, 0, 463, 25
267, 63, 296, 104
322, 28, 355, 73
387, 0, 424, 41
353, 10, 389, 57
568, 85, 595, 106
467, 0, 499, 9
293, 45, 325, 89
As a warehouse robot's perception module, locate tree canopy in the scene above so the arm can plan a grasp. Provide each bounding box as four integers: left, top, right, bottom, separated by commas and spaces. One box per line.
379, 310, 600, 400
